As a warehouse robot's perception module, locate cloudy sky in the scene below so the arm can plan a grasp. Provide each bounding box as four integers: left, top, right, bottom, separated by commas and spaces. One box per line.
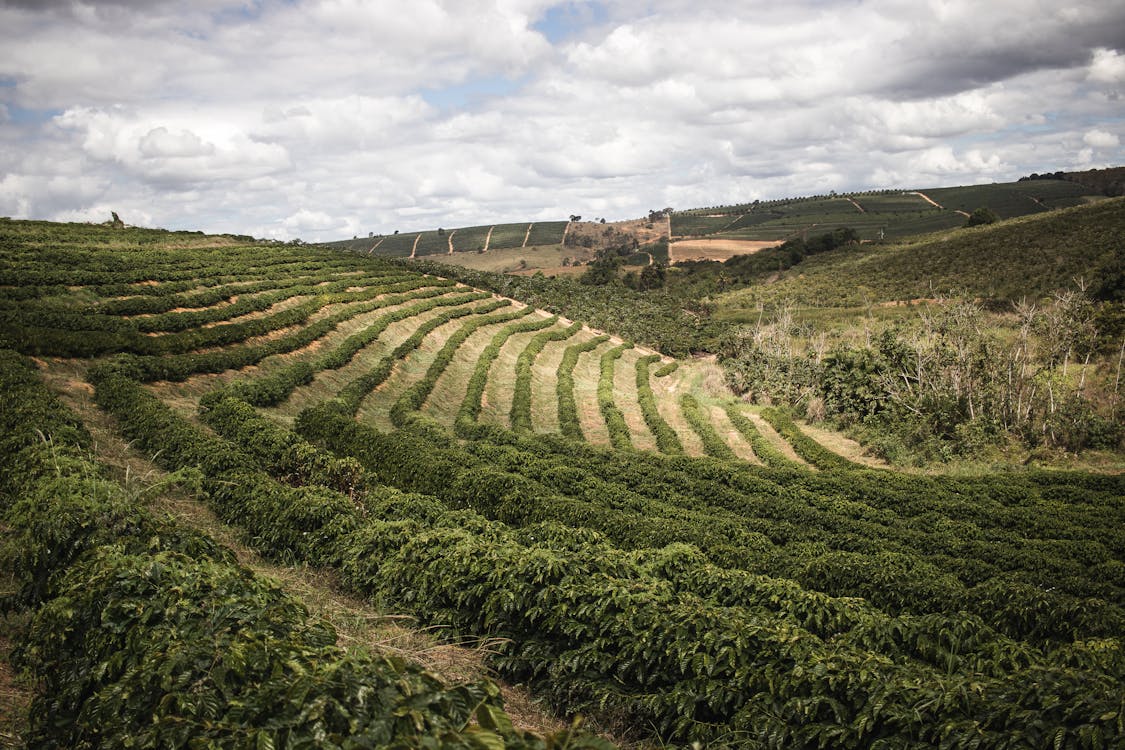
1, 0, 1123, 241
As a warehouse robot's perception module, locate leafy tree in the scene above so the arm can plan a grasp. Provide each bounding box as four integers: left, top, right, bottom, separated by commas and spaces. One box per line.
965, 207, 999, 227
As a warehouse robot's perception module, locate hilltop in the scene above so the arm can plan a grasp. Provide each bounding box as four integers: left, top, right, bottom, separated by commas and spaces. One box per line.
323, 172, 1116, 277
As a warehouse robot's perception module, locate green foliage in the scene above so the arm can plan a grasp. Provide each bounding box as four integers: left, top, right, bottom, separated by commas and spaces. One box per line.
457, 314, 560, 429
407, 259, 717, 356
679, 393, 736, 460
965, 206, 1000, 226
634, 354, 683, 454
759, 407, 860, 471
597, 343, 634, 450
510, 321, 582, 432
391, 304, 532, 428
724, 404, 800, 469
556, 335, 609, 440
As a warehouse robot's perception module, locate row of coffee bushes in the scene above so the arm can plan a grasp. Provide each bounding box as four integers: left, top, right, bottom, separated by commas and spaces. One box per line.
0, 350, 595, 749
171, 385, 1122, 748
334, 296, 501, 413
352, 413, 1124, 643
679, 393, 737, 460
555, 335, 608, 440
0, 275, 441, 358
597, 343, 633, 450
510, 322, 583, 432
724, 403, 804, 468
456, 315, 561, 428
634, 354, 683, 454
391, 306, 537, 428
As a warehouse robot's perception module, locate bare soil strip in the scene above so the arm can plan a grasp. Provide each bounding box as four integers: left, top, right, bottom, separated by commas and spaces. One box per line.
669, 239, 782, 263
910, 191, 943, 210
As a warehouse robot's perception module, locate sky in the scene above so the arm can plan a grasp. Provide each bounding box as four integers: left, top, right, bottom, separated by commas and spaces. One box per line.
1, 0, 1123, 242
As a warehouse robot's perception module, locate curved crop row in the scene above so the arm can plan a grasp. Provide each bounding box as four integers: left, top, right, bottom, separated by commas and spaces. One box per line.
597, 343, 634, 450
390, 305, 535, 428
509, 321, 583, 433
455, 314, 560, 430
679, 393, 737, 460
227, 285, 476, 406
120, 288, 482, 383
724, 403, 803, 468
334, 296, 500, 413
760, 406, 862, 471
635, 354, 683, 454
398, 419, 1125, 643
2, 274, 444, 358
555, 335, 608, 440
86, 374, 1124, 749
0, 352, 592, 750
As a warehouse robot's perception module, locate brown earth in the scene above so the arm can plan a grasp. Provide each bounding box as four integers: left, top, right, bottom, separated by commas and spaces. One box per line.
669, 239, 782, 262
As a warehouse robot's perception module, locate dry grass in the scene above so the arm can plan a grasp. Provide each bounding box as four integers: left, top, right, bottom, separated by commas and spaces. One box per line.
798, 419, 891, 469
529, 337, 572, 434
650, 365, 706, 457
745, 409, 812, 467
355, 303, 498, 430
709, 403, 762, 464
426, 245, 594, 274
572, 339, 613, 446
421, 317, 521, 427
478, 315, 554, 429
613, 349, 657, 452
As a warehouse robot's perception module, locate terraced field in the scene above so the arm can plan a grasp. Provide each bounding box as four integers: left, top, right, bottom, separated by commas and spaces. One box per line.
671, 180, 1098, 243
2, 218, 1123, 749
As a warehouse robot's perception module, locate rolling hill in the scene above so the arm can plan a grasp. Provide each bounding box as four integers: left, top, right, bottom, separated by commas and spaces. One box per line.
1, 216, 1123, 748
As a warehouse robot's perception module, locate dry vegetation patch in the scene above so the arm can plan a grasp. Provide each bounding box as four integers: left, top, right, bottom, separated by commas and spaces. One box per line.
669, 239, 782, 262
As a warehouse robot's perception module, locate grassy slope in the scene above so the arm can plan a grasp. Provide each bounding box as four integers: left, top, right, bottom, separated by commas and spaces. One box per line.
717, 197, 1124, 308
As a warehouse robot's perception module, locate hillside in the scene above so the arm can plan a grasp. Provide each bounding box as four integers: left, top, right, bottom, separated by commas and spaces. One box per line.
1, 218, 1124, 748
715, 197, 1125, 308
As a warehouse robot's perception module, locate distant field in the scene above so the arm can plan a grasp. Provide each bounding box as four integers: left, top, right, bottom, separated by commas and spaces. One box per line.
716, 197, 1125, 307
670, 180, 1102, 244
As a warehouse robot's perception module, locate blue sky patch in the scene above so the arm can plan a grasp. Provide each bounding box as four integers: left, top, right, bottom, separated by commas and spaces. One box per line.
534, 1, 609, 43
421, 74, 531, 111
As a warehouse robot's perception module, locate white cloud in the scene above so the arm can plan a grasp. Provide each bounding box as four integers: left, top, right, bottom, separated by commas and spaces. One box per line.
0, 0, 1122, 239
1084, 129, 1120, 149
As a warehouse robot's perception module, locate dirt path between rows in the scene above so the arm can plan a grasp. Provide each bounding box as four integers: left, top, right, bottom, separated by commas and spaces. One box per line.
910, 191, 943, 209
